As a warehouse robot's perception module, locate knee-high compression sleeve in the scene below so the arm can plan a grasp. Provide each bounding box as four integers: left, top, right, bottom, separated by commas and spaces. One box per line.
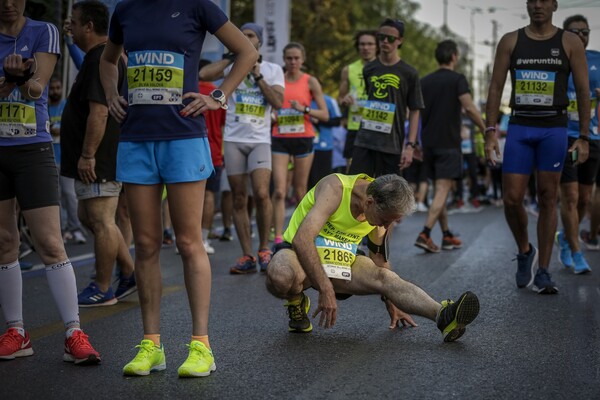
45, 260, 80, 329
0, 261, 24, 327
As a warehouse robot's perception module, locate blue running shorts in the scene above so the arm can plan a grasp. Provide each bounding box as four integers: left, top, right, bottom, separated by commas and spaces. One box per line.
117, 138, 214, 184
502, 124, 568, 174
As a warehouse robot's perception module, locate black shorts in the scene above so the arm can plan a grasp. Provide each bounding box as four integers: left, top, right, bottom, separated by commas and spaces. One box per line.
348, 146, 400, 177
402, 159, 427, 184
271, 137, 314, 157
423, 147, 463, 180
0, 142, 60, 210
560, 137, 600, 185
272, 241, 366, 301
206, 165, 223, 192
343, 130, 358, 159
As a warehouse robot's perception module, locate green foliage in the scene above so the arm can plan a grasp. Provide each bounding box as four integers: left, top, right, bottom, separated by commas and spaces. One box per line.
230, 0, 459, 96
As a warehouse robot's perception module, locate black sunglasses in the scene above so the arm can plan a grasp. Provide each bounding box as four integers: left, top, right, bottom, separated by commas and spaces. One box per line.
376, 33, 399, 43
568, 28, 590, 37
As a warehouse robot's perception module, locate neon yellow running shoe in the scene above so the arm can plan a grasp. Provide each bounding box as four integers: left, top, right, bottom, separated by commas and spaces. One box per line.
123, 339, 166, 376
436, 291, 480, 342
284, 293, 312, 333
177, 340, 216, 378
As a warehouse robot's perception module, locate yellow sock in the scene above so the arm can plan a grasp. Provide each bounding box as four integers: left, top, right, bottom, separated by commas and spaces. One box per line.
192, 335, 210, 349
144, 334, 161, 347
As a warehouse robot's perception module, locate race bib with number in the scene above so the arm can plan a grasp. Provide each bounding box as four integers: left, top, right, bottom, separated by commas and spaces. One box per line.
567, 98, 598, 122
127, 50, 184, 105
315, 236, 357, 281
234, 92, 266, 124
277, 108, 305, 134
0, 96, 37, 138
514, 70, 555, 106
360, 100, 396, 134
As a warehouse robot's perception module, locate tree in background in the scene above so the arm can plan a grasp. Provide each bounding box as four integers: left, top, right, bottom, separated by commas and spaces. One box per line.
231, 0, 470, 96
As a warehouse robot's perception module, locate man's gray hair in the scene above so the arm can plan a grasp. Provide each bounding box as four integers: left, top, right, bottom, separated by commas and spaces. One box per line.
366, 174, 416, 216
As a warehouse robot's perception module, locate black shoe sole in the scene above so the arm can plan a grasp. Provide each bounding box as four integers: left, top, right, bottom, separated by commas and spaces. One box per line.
444, 292, 480, 342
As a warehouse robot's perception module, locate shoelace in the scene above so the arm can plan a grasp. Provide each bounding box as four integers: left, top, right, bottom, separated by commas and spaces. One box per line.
286, 302, 304, 321
258, 251, 271, 263
68, 331, 94, 352
237, 255, 255, 265
132, 342, 156, 360
186, 343, 211, 362
0, 329, 22, 349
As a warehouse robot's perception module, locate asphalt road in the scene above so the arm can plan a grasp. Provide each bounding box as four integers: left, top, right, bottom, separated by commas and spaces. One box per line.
3, 205, 600, 399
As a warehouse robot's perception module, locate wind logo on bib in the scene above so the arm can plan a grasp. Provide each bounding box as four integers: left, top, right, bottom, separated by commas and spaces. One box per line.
315, 236, 357, 281
515, 69, 555, 106
127, 50, 184, 105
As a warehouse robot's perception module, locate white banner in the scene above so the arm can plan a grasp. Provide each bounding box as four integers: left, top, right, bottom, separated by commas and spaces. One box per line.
254, 0, 290, 66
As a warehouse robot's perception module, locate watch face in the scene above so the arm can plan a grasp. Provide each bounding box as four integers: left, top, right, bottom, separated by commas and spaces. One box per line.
212, 89, 224, 98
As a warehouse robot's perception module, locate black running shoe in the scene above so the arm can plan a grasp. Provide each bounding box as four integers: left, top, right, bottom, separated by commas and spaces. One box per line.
285, 293, 312, 333
436, 291, 480, 342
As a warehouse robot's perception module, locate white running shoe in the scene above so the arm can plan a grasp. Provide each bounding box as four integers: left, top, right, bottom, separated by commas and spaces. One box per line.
72, 230, 87, 244
203, 240, 215, 255
416, 202, 428, 212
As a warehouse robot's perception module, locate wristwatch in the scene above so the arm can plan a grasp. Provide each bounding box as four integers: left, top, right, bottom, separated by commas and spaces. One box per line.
210, 89, 228, 110
405, 141, 417, 149
304, 106, 311, 114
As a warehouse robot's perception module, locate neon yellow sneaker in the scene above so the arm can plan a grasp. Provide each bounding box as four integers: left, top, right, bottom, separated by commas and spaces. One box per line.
284, 293, 312, 333
177, 340, 216, 378
436, 291, 480, 342
123, 339, 166, 376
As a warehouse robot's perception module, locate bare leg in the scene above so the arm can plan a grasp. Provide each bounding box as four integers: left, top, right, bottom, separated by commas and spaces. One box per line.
168, 181, 211, 336
125, 184, 164, 335
502, 173, 531, 254
536, 170, 561, 268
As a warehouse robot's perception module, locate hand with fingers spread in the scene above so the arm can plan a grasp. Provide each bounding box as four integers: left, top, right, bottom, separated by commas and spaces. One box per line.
312, 288, 338, 329
383, 300, 417, 330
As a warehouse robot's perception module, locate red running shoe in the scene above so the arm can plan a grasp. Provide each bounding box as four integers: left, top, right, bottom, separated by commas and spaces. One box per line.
63, 329, 101, 365
414, 233, 440, 253
442, 234, 463, 250
0, 328, 34, 360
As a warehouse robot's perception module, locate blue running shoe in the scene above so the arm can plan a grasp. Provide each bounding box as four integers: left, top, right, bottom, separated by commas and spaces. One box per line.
78, 282, 118, 307
515, 244, 538, 288
572, 251, 592, 275
532, 268, 558, 294
229, 255, 257, 274
258, 249, 272, 273
555, 230, 573, 268
115, 273, 137, 299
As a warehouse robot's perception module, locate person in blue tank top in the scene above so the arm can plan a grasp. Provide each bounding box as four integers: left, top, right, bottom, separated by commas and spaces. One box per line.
555, 14, 600, 274
485, 0, 590, 295
99, 0, 258, 378
0, 0, 101, 365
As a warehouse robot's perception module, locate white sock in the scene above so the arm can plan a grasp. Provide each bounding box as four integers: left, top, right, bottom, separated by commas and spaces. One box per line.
0, 261, 24, 328
45, 260, 80, 329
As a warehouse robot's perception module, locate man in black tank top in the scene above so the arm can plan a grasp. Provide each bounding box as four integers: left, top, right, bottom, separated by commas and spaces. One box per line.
485, 0, 590, 295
